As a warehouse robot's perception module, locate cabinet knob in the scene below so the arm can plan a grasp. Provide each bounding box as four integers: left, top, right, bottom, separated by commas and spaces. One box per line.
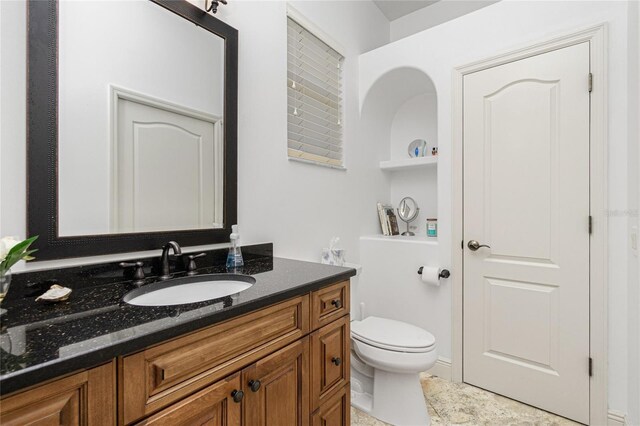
331, 299, 342, 309
248, 379, 261, 392
331, 357, 342, 366
231, 389, 244, 403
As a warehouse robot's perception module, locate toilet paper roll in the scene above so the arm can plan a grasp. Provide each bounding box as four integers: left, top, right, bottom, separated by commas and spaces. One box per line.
419, 266, 441, 286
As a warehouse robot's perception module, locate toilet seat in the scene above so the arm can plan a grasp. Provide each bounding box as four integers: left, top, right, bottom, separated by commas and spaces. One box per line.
351, 316, 435, 353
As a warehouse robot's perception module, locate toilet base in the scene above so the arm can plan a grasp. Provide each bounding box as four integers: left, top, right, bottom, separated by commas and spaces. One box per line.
351, 367, 430, 426
350, 361, 374, 413
351, 384, 373, 413
371, 369, 430, 426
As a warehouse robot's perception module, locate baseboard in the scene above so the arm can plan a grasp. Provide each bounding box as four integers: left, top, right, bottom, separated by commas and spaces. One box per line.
608, 410, 627, 426
427, 357, 452, 381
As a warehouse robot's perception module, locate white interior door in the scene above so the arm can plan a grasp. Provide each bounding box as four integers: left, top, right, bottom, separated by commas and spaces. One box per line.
113, 98, 219, 233
463, 42, 590, 423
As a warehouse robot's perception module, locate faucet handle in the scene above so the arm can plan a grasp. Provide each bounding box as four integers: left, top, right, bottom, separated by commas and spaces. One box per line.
186, 253, 207, 275
120, 261, 145, 284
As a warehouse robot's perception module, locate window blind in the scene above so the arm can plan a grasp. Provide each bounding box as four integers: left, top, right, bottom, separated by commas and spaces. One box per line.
287, 17, 344, 168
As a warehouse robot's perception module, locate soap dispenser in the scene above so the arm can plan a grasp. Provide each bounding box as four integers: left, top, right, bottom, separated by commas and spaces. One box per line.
226, 224, 244, 271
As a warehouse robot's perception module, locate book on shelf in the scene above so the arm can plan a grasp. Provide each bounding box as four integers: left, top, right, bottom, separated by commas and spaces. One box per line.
386, 208, 400, 235
376, 202, 389, 235
376, 203, 399, 236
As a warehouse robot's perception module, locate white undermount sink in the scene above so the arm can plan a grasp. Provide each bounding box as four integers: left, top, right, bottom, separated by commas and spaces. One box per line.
123, 274, 255, 306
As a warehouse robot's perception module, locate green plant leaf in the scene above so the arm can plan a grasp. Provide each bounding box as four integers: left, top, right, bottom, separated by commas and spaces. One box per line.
5, 236, 38, 258
1, 236, 38, 270
21, 249, 38, 261
22, 249, 38, 261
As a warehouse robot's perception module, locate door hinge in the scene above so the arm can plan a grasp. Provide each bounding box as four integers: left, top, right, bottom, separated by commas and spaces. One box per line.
461, 240, 464, 249
589, 215, 593, 234
588, 73, 593, 92
589, 357, 593, 377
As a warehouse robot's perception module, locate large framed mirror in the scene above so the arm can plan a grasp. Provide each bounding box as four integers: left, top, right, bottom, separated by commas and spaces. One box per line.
27, 0, 238, 260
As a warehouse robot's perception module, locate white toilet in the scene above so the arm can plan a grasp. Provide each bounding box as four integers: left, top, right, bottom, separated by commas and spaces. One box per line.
350, 316, 437, 426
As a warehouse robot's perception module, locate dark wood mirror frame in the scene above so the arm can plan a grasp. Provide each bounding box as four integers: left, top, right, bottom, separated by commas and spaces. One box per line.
27, 0, 238, 261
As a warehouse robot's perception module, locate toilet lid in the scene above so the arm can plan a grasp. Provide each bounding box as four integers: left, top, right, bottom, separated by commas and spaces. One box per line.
351, 316, 435, 352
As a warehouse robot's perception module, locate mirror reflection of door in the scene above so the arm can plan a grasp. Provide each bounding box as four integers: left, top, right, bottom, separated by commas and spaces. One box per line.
57, 0, 225, 237
113, 97, 223, 233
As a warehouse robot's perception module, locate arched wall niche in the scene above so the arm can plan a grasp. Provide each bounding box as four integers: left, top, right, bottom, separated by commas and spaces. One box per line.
359, 66, 438, 236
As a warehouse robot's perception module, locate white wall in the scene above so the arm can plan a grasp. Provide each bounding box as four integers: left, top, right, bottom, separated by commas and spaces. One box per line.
0, 0, 389, 272
58, 0, 224, 236
628, 1, 640, 424
359, 0, 633, 416
357, 237, 448, 357
389, 0, 500, 42
390, 94, 438, 161
213, 0, 390, 264
0, 0, 26, 258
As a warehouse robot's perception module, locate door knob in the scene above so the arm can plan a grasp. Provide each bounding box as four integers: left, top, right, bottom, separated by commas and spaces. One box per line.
331, 357, 342, 366
467, 240, 491, 251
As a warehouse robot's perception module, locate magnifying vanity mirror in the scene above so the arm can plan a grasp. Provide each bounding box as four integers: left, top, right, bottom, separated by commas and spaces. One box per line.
27, 0, 238, 260
397, 197, 420, 236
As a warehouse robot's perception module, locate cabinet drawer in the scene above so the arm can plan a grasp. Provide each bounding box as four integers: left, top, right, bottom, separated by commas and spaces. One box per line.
121, 295, 309, 424
136, 373, 242, 426
310, 281, 349, 331
311, 384, 350, 426
310, 315, 350, 411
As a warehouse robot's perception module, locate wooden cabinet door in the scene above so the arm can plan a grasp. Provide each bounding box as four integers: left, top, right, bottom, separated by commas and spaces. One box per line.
242, 338, 309, 426
136, 372, 242, 426
0, 362, 115, 426
311, 384, 350, 426
311, 316, 349, 410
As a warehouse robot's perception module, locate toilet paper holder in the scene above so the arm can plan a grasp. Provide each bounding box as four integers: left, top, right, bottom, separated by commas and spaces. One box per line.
417, 267, 450, 279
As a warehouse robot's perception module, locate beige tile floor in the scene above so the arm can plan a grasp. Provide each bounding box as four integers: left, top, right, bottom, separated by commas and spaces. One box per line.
351, 373, 581, 426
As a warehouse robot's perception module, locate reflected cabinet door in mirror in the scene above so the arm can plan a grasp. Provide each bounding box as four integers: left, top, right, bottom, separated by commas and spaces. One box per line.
27, 0, 238, 259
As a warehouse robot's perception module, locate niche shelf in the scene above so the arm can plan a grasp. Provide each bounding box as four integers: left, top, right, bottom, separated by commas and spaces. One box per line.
379, 156, 437, 171
360, 234, 438, 245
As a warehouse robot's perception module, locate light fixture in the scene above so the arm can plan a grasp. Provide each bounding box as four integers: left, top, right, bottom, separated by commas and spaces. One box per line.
205, 0, 227, 14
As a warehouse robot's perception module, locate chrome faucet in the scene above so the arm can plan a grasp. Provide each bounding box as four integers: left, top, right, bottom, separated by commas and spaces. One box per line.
159, 241, 182, 280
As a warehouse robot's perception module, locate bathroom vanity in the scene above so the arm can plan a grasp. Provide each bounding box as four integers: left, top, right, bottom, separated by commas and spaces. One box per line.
0, 250, 354, 425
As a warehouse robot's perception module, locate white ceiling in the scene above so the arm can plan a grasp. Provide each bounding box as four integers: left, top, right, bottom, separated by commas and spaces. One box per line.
373, 0, 440, 21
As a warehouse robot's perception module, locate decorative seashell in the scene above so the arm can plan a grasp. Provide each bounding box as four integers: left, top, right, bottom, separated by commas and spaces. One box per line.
36, 284, 72, 303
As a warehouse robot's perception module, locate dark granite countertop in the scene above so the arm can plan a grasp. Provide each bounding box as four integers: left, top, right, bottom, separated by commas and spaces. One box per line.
0, 254, 355, 396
